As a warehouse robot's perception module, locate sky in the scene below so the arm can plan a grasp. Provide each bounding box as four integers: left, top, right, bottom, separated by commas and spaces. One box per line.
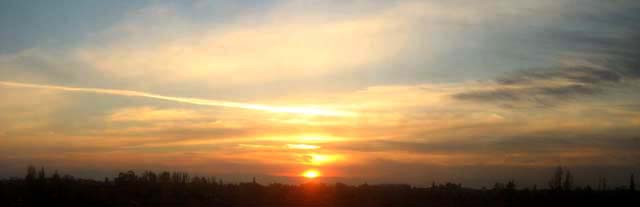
1, 0, 639, 188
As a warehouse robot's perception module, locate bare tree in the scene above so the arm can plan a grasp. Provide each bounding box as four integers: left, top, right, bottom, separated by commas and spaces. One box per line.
37, 167, 46, 181
52, 170, 61, 182
598, 176, 607, 191
159, 171, 171, 183
548, 166, 563, 191
25, 165, 36, 181
562, 170, 573, 191
631, 174, 635, 192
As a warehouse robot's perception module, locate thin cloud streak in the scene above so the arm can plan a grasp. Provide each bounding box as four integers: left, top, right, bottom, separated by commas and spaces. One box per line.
0, 81, 356, 117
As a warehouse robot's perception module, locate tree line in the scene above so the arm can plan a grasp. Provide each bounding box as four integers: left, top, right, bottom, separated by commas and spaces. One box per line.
0, 166, 637, 207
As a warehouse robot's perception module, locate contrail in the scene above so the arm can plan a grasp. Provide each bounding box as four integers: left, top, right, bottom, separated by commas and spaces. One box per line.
0, 81, 355, 117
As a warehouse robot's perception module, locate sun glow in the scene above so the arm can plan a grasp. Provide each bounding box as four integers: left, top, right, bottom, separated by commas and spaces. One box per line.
302, 170, 320, 179
287, 144, 320, 149
298, 134, 344, 143
306, 153, 341, 165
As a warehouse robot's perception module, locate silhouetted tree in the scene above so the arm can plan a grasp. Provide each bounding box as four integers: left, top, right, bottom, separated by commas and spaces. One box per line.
584, 185, 593, 192
631, 174, 635, 192
563, 170, 573, 191
51, 170, 61, 182
191, 176, 208, 184
207, 176, 218, 185
171, 171, 189, 184
141, 171, 157, 183
159, 171, 171, 183
598, 176, 607, 191
62, 174, 74, 181
37, 167, 46, 181
506, 180, 516, 191
116, 170, 137, 185
549, 166, 563, 191
25, 165, 37, 181
4, 166, 640, 207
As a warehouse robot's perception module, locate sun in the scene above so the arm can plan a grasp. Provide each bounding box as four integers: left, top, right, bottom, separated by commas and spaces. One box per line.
302, 170, 320, 179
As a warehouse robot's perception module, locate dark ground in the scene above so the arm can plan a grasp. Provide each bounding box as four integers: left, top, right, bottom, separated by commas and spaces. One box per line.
1, 166, 637, 207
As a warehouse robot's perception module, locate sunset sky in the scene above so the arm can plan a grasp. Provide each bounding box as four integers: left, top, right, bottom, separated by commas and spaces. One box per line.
1, 0, 639, 187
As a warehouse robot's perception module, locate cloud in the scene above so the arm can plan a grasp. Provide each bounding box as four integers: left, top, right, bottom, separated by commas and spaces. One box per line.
453, 81, 601, 104
449, 3, 640, 107
0, 84, 68, 135
287, 144, 320, 150
72, 1, 417, 87
495, 67, 623, 85
0, 81, 354, 116
333, 132, 640, 157
452, 67, 629, 107
453, 35, 640, 107
70, 0, 551, 88
108, 107, 204, 122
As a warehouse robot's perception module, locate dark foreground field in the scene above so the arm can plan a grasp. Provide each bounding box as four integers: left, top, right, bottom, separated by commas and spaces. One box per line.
1, 167, 637, 207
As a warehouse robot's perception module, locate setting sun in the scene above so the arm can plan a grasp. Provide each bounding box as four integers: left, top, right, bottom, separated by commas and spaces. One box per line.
302, 170, 320, 179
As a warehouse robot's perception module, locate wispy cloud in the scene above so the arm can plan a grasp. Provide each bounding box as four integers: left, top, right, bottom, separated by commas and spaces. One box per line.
453, 31, 640, 107
0, 81, 355, 117
108, 107, 204, 122
287, 144, 320, 150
